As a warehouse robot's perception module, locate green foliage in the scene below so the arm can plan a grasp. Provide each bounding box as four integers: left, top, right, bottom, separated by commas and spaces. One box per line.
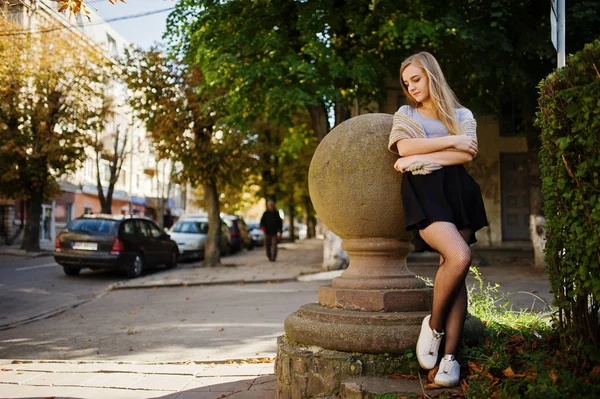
0, 17, 108, 200
462, 268, 600, 398
535, 38, 600, 350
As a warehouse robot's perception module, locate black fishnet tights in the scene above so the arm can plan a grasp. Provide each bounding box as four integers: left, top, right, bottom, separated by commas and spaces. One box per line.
419, 222, 473, 356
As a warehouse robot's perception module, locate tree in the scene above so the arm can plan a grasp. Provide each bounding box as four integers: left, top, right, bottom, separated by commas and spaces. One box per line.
121, 47, 254, 266
92, 95, 129, 215
52, 0, 125, 20
0, 17, 109, 251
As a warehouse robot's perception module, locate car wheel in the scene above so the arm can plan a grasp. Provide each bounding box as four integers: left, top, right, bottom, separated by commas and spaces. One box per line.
127, 254, 144, 279
166, 250, 178, 269
63, 266, 80, 276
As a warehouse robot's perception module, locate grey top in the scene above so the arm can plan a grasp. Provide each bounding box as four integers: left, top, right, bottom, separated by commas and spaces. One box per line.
398, 105, 474, 138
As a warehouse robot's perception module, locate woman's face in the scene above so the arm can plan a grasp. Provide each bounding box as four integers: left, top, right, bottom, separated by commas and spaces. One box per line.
402, 63, 430, 104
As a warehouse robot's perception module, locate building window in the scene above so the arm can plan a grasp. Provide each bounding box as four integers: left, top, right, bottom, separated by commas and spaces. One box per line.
85, 158, 94, 181
66, 203, 73, 223
101, 162, 111, 183
84, 206, 93, 215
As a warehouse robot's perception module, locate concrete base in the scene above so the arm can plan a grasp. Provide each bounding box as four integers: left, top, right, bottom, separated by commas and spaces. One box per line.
275, 336, 420, 399
284, 303, 429, 354
318, 285, 433, 312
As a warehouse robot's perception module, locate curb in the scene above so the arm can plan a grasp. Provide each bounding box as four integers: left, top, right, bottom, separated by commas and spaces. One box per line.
0, 287, 111, 332
110, 276, 302, 291
0, 249, 52, 258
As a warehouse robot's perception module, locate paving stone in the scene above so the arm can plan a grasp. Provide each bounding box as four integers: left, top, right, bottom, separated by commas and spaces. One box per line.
229, 390, 276, 399
0, 361, 72, 373
129, 374, 194, 391
249, 375, 276, 391
0, 383, 37, 397
83, 372, 144, 389
182, 376, 255, 392
195, 363, 270, 377
70, 386, 179, 398
9, 385, 77, 398
22, 371, 97, 387
0, 371, 42, 384
176, 391, 238, 399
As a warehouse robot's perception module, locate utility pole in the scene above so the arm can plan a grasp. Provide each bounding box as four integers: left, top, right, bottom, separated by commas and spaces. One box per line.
551, 0, 566, 68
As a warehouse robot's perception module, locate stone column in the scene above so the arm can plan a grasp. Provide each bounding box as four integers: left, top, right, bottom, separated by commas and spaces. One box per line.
276, 114, 433, 398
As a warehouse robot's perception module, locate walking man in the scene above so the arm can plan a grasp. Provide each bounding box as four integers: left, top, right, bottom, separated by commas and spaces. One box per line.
260, 199, 282, 262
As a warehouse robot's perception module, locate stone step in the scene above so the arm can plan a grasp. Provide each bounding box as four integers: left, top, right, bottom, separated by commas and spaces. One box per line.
341, 376, 463, 399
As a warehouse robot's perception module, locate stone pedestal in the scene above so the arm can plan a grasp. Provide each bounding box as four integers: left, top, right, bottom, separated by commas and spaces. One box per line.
277, 114, 433, 398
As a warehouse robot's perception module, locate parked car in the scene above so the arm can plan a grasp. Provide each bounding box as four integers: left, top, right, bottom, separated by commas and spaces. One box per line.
168, 215, 232, 260
221, 214, 253, 251
247, 222, 264, 246
281, 222, 308, 241
54, 214, 178, 278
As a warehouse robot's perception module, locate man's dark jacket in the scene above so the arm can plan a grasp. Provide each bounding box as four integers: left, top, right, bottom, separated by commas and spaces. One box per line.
260, 210, 283, 235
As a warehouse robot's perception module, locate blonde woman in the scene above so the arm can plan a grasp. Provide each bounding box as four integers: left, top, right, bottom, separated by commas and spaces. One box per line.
388, 52, 488, 387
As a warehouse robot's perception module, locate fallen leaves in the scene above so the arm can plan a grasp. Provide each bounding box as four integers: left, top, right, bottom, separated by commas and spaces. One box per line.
502, 367, 515, 378
389, 372, 417, 380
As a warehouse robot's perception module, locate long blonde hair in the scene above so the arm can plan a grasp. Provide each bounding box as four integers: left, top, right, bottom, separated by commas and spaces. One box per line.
400, 52, 463, 135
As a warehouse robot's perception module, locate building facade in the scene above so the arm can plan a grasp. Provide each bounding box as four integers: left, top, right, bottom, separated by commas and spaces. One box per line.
1, 0, 186, 246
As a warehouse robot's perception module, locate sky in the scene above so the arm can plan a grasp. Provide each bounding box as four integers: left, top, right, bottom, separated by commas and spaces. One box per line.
88, 0, 177, 49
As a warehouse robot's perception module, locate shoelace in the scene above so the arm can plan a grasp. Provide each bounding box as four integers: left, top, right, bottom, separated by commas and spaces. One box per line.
441, 360, 454, 374
427, 330, 444, 355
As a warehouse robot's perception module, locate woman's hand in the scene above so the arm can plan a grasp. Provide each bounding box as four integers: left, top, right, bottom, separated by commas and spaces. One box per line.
394, 155, 420, 173
453, 135, 478, 156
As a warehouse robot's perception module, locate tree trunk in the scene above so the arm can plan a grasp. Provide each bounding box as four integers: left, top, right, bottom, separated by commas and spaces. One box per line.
204, 179, 221, 267
21, 187, 43, 252
307, 104, 329, 142
303, 195, 316, 238
288, 200, 295, 243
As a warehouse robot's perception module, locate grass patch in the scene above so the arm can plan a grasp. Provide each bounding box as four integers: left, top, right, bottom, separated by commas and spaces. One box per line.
461, 267, 600, 398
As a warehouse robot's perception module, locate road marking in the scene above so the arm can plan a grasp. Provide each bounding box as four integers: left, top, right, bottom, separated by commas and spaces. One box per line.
16, 263, 59, 271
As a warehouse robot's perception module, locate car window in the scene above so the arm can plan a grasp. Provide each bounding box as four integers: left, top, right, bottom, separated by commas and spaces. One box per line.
67, 219, 118, 235
146, 221, 163, 238
122, 220, 136, 235
171, 221, 208, 234
135, 220, 150, 237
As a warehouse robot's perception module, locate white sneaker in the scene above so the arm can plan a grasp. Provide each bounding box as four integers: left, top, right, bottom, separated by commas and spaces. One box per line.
434, 354, 461, 387
416, 314, 444, 370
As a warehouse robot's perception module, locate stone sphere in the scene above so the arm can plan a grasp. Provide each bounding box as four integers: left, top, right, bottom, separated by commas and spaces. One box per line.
309, 114, 411, 240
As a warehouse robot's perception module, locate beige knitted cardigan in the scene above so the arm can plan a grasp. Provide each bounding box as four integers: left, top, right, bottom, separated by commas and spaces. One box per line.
387, 111, 478, 175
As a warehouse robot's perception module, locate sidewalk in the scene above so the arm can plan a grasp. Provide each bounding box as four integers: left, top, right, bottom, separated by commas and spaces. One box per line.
0, 241, 53, 260
0, 359, 275, 399
0, 239, 552, 399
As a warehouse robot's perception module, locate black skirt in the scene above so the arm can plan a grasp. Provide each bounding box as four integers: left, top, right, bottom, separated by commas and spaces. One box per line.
401, 164, 489, 252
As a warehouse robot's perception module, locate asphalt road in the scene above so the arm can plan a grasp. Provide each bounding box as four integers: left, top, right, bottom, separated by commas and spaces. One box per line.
0, 253, 201, 331
0, 278, 322, 362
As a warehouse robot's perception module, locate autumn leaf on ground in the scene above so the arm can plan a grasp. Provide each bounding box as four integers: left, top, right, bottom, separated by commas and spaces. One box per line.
129, 311, 136, 315
127, 328, 136, 335
128, 346, 134, 351
592, 365, 600, 376
503, 367, 515, 378
424, 382, 441, 389
186, 297, 190, 300
549, 368, 558, 385
428, 366, 439, 382
468, 361, 484, 373
389, 372, 417, 379
460, 379, 469, 391
219, 328, 225, 332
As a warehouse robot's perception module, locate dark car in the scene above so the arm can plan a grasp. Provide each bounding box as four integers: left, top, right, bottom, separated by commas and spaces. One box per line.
54, 214, 179, 278
221, 214, 253, 252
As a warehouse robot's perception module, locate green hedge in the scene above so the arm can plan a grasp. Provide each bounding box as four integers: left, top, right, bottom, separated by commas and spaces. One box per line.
536, 39, 600, 353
